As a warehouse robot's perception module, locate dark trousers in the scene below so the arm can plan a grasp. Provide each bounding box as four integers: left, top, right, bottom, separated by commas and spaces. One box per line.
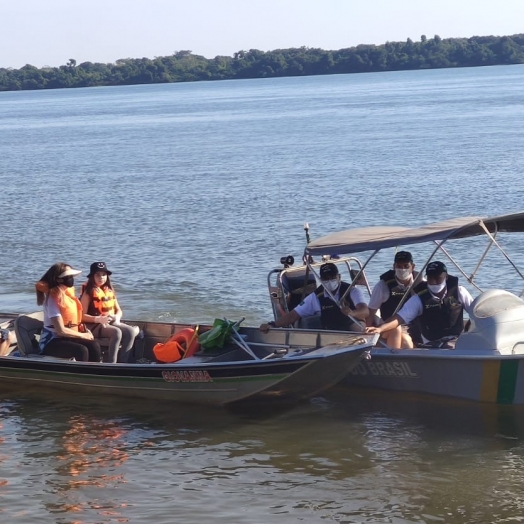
43, 337, 101, 362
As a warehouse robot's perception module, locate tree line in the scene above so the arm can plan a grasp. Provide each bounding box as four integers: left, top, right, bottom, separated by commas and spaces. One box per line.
2, 34, 524, 91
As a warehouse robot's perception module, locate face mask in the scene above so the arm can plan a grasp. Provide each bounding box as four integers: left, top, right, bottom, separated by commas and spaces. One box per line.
428, 282, 446, 294
323, 279, 339, 293
395, 268, 411, 281
61, 276, 75, 288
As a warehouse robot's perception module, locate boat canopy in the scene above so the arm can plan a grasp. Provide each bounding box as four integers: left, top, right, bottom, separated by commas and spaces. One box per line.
304, 212, 524, 256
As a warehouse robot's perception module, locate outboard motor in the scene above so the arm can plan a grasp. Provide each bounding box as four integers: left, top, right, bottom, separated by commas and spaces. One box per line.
455, 289, 524, 354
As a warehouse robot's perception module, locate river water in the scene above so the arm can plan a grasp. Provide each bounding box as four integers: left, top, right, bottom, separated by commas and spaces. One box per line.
1, 65, 524, 522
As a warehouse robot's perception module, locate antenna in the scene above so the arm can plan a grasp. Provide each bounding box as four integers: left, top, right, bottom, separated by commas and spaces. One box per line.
303, 222, 310, 244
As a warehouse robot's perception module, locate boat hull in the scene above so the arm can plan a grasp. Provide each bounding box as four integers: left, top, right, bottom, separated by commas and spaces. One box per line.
342, 349, 524, 405
0, 345, 368, 406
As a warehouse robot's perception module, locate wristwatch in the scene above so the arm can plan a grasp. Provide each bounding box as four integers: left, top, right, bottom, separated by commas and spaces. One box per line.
267, 321, 276, 327
0, 328, 9, 341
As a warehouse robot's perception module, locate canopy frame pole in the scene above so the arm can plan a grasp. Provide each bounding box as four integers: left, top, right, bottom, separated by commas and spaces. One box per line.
431, 242, 484, 293
428, 220, 498, 291
477, 221, 524, 296
226, 318, 260, 360
389, 277, 421, 319
305, 252, 382, 333
307, 254, 396, 349
388, 239, 456, 319
338, 250, 380, 303
469, 226, 497, 282
341, 257, 373, 296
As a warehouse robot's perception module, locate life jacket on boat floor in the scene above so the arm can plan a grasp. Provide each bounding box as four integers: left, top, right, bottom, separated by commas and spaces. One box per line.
153, 327, 200, 363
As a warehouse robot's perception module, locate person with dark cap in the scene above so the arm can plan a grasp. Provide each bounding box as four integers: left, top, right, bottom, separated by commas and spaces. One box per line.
366, 261, 474, 348
366, 251, 420, 348
260, 262, 368, 332
80, 262, 139, 363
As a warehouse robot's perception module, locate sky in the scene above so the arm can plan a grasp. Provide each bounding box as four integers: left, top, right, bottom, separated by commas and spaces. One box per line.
2, 0, 524, 69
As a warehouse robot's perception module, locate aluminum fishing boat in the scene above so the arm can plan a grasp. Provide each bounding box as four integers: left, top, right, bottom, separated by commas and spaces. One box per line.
0, 312, 374, 406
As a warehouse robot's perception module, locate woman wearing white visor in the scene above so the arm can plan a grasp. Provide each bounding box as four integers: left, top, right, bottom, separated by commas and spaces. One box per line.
35, 262, 101, 362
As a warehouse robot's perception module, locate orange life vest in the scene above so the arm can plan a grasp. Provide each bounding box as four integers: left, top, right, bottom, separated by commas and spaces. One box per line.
83, 285, 117, 316
153, 327, 200, 363
51, 286, 83, 331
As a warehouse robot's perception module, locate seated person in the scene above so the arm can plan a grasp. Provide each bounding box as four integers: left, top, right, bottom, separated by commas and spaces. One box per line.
366, 251, 419, 348
81, 262, 138, 363
260, 262, 368, 332
0, 327, 16, 356
36, 263, 101, 362
366, 261, 473, 348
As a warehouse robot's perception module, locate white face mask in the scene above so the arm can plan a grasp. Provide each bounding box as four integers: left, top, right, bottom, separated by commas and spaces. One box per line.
395, 268, 411, 281
428, 282, 446, 294
323, 279, 339, 293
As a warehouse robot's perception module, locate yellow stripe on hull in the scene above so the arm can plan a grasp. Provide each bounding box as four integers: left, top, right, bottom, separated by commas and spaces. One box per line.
480, 360, 500, 402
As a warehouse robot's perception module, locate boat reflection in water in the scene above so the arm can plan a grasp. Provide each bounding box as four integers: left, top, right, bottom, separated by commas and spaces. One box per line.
51, 414, 131, 518
325, 385, 524, 442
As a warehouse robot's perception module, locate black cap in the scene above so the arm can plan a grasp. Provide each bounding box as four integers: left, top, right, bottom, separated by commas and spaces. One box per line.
87, 261, 113, 278
320, 263, 339, 280
394, 251, 413, 263
426, 261, 447, 275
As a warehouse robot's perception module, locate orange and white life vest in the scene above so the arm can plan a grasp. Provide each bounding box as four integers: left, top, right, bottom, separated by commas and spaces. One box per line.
83, 285, 117, 316
51, 286, 83, 330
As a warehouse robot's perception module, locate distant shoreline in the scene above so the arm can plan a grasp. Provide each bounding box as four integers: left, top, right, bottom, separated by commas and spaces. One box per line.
1, 33, 524, 92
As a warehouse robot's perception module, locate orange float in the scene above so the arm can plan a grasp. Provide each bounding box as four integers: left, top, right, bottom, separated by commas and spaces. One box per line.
153, 327, 200, 363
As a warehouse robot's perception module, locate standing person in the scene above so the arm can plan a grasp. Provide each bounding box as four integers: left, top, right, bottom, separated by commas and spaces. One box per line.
81, 262, 138, 363
366, 251, 419, 348
35, 263, 101, 362
366, 261, 474, 348
260, 262, 369, 332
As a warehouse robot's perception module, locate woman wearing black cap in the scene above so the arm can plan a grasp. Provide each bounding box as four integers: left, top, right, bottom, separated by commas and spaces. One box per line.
80, 262, 138, 363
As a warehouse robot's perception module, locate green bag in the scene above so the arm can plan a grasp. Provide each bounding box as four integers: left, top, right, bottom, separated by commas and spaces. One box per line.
198, 319, 236, 350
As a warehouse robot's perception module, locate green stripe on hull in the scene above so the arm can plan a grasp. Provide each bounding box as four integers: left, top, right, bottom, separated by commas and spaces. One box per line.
497, 360, 519, 404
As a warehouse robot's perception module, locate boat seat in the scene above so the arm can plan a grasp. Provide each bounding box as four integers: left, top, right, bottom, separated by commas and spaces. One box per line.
297, 315, 323, 329
281, 270, 317, 311
14, 312, 110, 358
14, 312, 44, 356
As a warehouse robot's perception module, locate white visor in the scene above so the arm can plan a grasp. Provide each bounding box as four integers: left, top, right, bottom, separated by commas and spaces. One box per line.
58, 268, 82, 278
